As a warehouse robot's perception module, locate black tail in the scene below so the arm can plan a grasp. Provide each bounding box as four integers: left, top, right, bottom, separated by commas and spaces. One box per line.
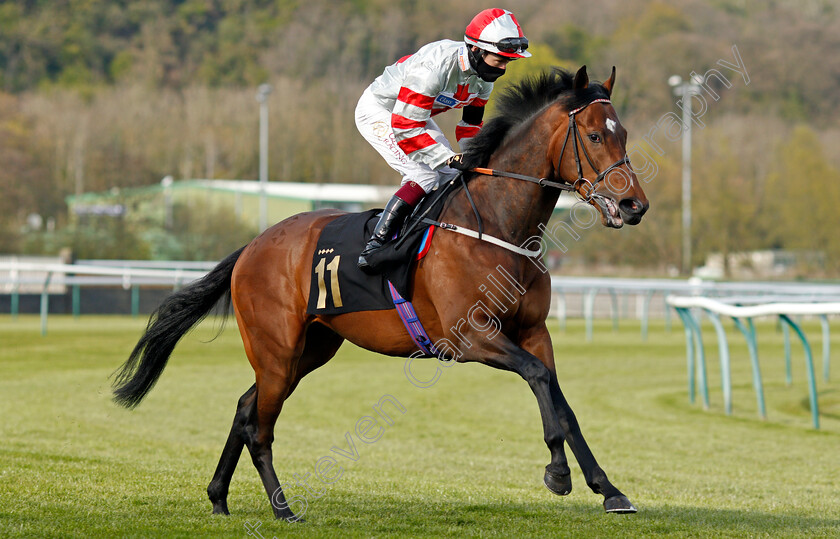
112, 246, 246, 408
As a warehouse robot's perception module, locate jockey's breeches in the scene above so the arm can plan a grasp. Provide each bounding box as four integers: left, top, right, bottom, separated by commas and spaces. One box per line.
355, 89, 460, 193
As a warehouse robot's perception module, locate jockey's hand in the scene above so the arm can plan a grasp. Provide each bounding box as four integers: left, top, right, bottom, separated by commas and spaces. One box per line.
446, 153, 470, 171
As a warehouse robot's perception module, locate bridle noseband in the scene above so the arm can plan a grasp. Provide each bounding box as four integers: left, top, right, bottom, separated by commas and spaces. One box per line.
469, 98, 631, 202
557, 98, 630, 201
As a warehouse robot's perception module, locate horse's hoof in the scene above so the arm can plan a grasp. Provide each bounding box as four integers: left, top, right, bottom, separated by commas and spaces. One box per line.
211, 501, 230, 515
604, 495, 637, 513
543, 469, 572, 496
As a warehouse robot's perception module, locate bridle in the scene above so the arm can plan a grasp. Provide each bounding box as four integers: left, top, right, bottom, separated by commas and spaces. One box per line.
398, 97, 634, 253
470, 97, 631, 202
560, 98, 630, 200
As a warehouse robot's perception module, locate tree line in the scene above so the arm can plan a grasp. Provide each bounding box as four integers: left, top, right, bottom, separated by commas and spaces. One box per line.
1, 0, 839, 275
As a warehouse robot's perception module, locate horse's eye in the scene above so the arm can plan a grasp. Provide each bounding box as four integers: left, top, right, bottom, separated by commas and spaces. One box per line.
588, 133, 602, 143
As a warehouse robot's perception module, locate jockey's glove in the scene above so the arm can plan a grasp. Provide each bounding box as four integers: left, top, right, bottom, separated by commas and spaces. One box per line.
446, 153, 470, 171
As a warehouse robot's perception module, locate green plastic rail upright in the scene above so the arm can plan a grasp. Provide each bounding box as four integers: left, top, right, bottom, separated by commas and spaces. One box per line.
675, 307, 709, 409
675, 307, 696, 403
72, 284, 81, 317
819, 314, 830, 382
40, 272, 52, 336
640, 290, 655, 342
10, 285, 19, 318
704, 310, 733, 416
779, 314, 820, 430
731, 317, 766, 420
782, 322, 792, 385
584, 289, 596, 342
131, 285, 140, 318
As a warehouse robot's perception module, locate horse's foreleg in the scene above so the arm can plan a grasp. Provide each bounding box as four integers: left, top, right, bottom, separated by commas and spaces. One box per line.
207, 384, 257, 515
519, 358, 573, 496
472, 338, 571, 497
516, 329, 572, 495
547, 376, 635, 512
520, 324, 635, 513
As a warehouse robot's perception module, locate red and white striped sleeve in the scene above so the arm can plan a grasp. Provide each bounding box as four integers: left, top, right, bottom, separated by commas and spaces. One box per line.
455, 90, 490, 148
455, 120, 482, 145
390, 67, 454, 170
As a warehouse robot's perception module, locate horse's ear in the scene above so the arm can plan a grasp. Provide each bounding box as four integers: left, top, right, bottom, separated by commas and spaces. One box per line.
573, 65, 589, 90
603, 66, 616, 97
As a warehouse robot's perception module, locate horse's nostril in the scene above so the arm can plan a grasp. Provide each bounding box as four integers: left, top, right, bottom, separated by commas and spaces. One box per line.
619, 198, 648, 217
620, 199, 637, 213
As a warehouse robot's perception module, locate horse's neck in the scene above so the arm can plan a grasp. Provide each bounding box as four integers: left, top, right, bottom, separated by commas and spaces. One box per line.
449, 105, 563, 246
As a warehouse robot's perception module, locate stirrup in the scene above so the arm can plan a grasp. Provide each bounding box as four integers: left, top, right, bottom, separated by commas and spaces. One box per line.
358, 236, 386, 272
357, 195, 412, 272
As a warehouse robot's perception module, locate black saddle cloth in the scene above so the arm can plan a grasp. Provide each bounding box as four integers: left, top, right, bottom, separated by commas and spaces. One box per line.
305, 209, 391, 315
305, 181, 455, 315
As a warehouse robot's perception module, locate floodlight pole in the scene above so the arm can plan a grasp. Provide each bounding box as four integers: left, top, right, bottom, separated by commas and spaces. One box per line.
669, 75, 702, 275
256, 84, 272, 232
161, 175, 174, 229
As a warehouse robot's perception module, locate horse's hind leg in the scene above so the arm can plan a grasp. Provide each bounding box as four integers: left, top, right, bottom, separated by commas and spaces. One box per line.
241, 321, 344, 521
207, 384, 257, 515
285, 322, 345, 395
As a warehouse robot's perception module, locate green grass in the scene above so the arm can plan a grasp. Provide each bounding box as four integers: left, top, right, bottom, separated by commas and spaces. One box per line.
1, 315, 838, 538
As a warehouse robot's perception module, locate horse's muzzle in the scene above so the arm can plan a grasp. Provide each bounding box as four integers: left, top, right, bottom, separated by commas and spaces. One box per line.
618, 197, 648, 225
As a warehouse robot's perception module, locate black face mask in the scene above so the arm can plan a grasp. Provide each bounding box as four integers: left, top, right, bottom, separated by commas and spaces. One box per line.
468, 47, 507, 82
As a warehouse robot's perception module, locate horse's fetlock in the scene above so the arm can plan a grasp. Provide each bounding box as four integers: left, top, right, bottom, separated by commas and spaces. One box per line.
586, 466, 612, 495
207, 480, 227, 501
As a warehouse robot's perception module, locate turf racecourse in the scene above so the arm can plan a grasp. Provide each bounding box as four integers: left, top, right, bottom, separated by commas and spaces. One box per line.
1, 315, 838, 538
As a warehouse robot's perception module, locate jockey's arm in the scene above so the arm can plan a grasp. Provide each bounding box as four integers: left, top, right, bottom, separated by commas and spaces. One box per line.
390, 66, 456, 170
456, 104, 485, 148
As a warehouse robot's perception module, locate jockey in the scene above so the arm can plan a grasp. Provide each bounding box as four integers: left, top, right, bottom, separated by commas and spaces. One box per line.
356, 8, 531, 272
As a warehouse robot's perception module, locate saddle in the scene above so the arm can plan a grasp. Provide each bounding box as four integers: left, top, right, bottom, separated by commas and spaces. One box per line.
305, 180, 456, 316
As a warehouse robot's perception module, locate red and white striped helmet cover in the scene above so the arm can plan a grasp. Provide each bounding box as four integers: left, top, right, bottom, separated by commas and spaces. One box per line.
464, 8, 531, 59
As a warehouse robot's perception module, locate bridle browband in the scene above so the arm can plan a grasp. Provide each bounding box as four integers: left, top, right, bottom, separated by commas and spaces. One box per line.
468, 98, 630, 202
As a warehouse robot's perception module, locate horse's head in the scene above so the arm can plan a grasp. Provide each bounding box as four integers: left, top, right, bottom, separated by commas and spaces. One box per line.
551, 66, 649, 228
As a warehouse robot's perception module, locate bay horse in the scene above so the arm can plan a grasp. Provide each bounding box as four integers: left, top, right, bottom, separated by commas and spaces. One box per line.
113, 66, 649, 520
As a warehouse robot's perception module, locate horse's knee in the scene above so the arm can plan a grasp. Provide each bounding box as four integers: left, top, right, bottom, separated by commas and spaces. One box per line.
520, 359, 551, 386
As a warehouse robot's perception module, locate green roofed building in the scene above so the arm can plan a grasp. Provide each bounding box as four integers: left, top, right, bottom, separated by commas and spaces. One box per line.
65, 177, 578, 231
65, 178, 400, 231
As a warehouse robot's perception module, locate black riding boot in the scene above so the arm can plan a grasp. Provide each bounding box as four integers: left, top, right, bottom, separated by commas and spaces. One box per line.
357, 195, 412, 273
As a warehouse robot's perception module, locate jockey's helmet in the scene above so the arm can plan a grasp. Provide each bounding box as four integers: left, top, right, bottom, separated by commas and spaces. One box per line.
464, 8, 531, 59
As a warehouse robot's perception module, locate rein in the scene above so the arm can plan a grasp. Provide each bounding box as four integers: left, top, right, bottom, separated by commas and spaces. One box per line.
410, 98, 633, 259
468, 98, 630, 202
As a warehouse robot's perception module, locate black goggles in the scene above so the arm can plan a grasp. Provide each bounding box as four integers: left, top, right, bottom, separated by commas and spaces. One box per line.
468, 35, 529, 54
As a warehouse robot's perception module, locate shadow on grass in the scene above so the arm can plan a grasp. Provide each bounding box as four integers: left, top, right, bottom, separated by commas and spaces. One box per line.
233, 494, 840, 538
5, 490, 839, 538
803, 388, 840, 421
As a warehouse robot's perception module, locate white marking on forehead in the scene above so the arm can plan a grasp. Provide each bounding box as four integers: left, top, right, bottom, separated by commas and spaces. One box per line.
606, 118, 617, 134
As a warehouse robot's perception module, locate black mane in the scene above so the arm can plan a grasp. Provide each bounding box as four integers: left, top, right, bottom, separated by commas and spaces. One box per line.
462, 68, 610, 170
